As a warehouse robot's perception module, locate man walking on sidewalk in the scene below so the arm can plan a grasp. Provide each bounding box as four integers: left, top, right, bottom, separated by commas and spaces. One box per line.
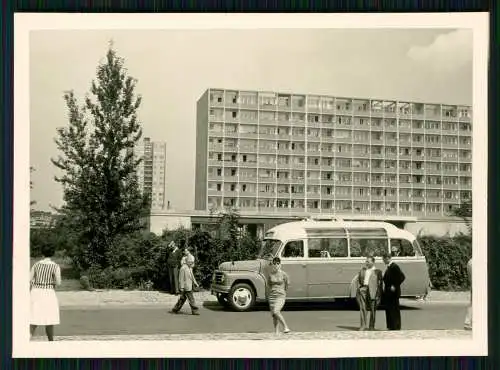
170, 255, 200, 315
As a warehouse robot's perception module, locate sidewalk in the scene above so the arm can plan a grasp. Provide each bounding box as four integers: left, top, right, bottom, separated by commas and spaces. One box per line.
57, 289, 470, 308
32, 329, 472, 341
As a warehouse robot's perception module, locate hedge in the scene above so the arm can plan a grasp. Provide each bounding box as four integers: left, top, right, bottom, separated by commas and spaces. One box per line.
418, 234, 472, 291
31, 215, 472, 292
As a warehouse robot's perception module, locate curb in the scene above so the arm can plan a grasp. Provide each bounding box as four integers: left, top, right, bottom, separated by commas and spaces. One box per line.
32, 330, 472, 341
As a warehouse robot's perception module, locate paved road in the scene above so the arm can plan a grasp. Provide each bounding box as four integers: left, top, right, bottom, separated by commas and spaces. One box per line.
32, 300, 468, 337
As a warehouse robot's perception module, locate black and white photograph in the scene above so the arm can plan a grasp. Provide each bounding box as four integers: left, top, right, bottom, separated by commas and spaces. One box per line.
13, 13, 488, 358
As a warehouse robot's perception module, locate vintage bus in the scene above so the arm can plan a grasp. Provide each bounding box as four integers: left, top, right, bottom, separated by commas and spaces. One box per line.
211, 217, 430, 312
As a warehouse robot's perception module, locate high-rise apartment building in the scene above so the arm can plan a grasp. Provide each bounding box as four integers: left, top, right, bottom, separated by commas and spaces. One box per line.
195, 88, 472, 217
134, 137, 167, 210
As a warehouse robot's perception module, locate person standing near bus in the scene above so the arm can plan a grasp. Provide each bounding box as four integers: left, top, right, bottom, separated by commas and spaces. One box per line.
464, 257, 472, 330
352, 256, 383, 331
382, 252, 406, 330
266, 257, 291, 335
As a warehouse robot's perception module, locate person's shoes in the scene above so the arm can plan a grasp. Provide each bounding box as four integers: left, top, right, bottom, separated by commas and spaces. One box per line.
464, 326, 472, 331
359, 327, 366, 331
192, 311, 200, 315
169, 310, 179, 314
283, 328, 291, 334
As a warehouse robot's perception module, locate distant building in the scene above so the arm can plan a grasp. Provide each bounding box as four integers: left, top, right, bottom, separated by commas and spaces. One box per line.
195, 88, 472, 218
30, 210, 55, 228
133, 137, 167, 210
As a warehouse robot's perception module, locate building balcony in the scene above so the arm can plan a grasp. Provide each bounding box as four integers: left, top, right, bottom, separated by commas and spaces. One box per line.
259, 148, 277, 155
412, 169, 425, 175
460, 156, 472, 163
239, 147, 258, 154
426, 183, 442, 189
459, 130, 472, 138
411, 182, 426, 189
259, 133, 277, 140
238, 132, 258, 139
307, 136, 322, 143
259, 162, 277, 169
239, 161, 258, 168
209, 144, 224, 151
352, 181, 371, 187
441, 156, 459, 163
307, 121, 322, 129
307, 178, 321, 185
208, 159, 223, 166
335, 180, 352, 186
442, 183, 459, 190
321, 179, 336, 185
371, 153, 384, 160
370, 182, 385, 187
442, 143, 459, 149
350, 167, 370, 173
289, 177, 306, 184
239, 191, 257, 198
426, 169, 441, 176
398, 126, 412, 133
321, 194, 335, 200
332, 137, 353, 144
460, 183, 472, 190
384, 167, 398, 174
208, 174, 223, 181
459, 170, 472, 176
258, 177, 276, 183
208, 190, 222, 196
333, 152, 353, 159
276, 192, 291, 199
239, 175, 258, 183
335, 194, 352, 201
258, 192, 277, 198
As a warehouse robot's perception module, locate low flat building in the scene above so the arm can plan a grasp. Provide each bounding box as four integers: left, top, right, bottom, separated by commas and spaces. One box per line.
150, 209, 469, 238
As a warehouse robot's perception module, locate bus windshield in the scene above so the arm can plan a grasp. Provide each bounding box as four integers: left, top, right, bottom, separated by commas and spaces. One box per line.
258, 239, 282, 259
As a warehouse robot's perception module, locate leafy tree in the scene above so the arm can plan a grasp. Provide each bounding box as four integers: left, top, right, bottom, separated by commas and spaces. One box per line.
451, 199, 472, 235
51, 43, 150, 271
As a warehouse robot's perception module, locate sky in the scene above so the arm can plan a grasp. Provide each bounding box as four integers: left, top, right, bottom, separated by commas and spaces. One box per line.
29, 28, 473, 212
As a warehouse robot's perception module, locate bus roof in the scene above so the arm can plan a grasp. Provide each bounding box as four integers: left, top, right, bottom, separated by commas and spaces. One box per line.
265, 220, 416, 242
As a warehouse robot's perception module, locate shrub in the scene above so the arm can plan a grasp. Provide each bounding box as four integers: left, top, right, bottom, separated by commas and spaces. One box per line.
418, 234, 472, 291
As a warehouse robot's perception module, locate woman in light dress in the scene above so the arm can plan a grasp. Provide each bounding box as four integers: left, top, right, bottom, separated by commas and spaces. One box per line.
30, 243, 62, 341
266, 257, 291, 335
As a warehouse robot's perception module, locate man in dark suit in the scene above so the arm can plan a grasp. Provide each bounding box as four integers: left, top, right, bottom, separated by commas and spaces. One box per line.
167, 241, 183, 295
382, 252, 406, 330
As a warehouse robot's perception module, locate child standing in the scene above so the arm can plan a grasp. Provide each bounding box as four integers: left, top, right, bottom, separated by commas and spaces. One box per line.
170, 254, 200, 315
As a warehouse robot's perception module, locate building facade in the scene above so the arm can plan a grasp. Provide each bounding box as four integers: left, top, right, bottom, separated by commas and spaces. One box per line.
30, 210, 56, 228
195, 88, 472, 217
134, 137, 167, 210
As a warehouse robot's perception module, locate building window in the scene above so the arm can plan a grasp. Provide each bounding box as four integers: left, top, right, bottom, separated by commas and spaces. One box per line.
217, 169, 222, 176
217, 184, 222, 191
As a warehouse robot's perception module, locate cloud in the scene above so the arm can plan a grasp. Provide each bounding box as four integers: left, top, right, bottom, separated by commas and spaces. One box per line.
406, 29, 472, 71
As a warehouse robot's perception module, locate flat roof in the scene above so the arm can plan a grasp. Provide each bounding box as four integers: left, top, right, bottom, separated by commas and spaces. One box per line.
150, 209, 465, 223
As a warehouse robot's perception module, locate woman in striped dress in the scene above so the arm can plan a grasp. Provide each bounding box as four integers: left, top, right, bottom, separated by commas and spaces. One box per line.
30, 243, 62, 341
266, 257, 291, 335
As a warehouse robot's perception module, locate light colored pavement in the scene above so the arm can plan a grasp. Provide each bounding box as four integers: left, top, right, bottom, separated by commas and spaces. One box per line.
32, 329, 471, 341
56, 289, 470, 308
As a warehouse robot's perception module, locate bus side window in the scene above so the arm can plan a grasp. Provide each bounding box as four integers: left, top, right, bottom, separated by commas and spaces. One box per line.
282, 240, 305, 258
326, 238, 348, 257
350, 239, 363, 257
390, 239, 415, 257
